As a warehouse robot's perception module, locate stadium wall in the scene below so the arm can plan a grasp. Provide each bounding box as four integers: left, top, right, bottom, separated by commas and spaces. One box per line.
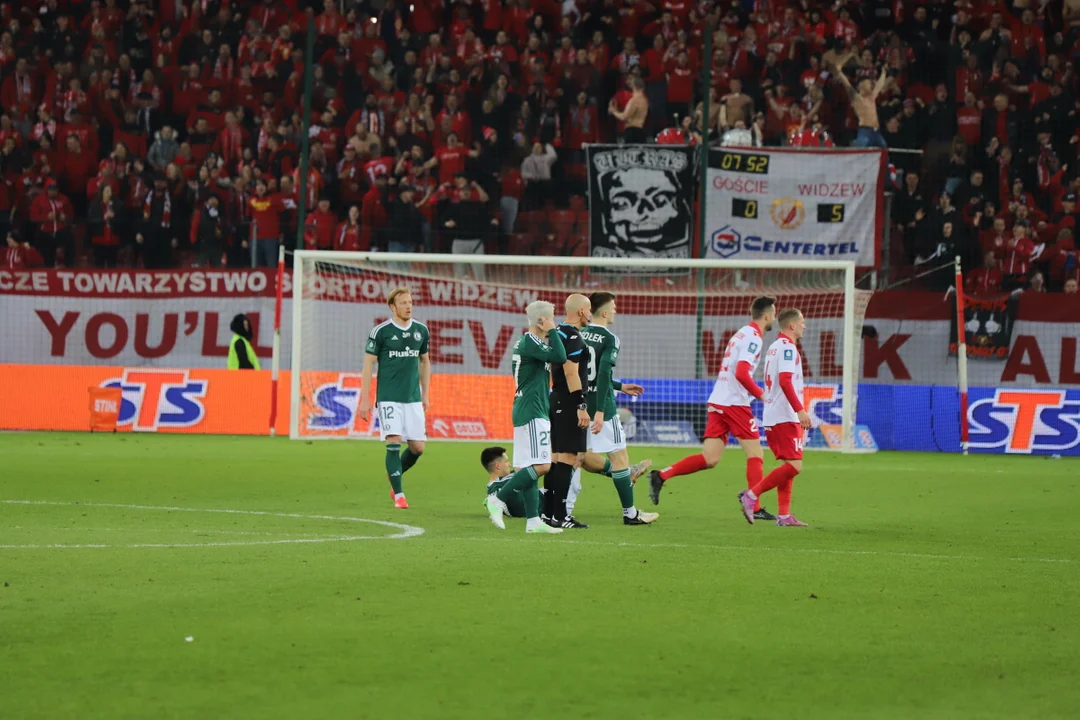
1, 269, 1078, 455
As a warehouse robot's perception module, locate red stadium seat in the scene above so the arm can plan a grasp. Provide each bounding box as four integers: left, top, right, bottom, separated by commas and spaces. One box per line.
507, 233, 534, 255
568, 195, 587, 212
549, 209, 577, 237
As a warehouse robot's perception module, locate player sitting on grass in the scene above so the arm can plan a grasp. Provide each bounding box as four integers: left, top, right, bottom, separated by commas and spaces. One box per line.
739, 308, 812, 527
484, 300, 566, 534
359, 287, 431, 510
482, 446, 530, 519
581, 292, 658, 525
649, 295, 777, 521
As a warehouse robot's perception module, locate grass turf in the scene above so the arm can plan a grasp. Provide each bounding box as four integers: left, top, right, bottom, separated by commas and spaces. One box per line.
1, 432, 1078, 719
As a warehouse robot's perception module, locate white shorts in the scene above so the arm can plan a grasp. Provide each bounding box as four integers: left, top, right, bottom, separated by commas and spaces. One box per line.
588, 415, 627, 454
378, 402, 426, 441
513, 418, 552, 468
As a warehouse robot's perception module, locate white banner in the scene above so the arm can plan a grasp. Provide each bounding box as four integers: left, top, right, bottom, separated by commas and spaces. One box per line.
2, 296, 1077, 388
705, 148, 885, 267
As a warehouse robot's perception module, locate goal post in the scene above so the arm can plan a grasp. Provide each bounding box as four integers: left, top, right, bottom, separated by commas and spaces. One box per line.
289, 252, 871, 452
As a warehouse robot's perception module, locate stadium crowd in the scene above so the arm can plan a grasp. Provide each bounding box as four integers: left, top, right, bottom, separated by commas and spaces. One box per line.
1, 0, 1079, 292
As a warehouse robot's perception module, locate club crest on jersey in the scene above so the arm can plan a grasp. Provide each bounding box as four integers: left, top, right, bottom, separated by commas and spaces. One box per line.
413, 331, 421, 341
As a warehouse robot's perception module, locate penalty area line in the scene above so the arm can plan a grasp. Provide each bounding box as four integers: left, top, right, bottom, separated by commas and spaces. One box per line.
444, 536, 1072, 564
0, 500, 425, 549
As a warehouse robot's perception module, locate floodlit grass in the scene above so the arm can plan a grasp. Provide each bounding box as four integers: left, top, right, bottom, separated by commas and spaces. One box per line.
1, 432, 1078, 719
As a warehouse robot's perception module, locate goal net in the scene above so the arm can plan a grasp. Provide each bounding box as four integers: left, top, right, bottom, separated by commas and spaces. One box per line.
290, 253, 872, 451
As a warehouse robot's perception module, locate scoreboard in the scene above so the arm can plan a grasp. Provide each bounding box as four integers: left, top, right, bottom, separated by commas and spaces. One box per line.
705, 148, 885, 267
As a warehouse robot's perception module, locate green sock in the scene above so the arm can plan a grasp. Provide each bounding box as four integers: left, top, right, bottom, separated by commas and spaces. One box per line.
599, 459, 613, 477
611, 468, 634, 510
523, 484, 540, 519
497, 466, 538, 507
385, 443, 403, 494
400, 448, 421, 474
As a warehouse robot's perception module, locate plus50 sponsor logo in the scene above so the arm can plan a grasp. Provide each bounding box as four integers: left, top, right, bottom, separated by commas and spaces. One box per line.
969, 390, 1080, 454
101, 370, 208, 431
710, 225, 859, 258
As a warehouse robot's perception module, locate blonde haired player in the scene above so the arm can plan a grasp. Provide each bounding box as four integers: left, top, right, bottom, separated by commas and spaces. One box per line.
649, 296, 778, 521
739, 308, 812, 526
359, 288, 431, 509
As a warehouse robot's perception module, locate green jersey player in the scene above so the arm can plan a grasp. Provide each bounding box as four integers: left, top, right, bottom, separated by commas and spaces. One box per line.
580, 292, 658, 525
480, 446, 528, 519
484, 300, 566, 534
360, 287, 431, 509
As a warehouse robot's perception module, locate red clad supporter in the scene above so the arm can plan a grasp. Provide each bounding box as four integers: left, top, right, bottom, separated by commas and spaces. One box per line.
30, 179, 75, 266
429, 132, 473, 184
335, 205, 365, 252
305, 197, 338, 250
361, 173, 389, 250
4, 230, 44, 269
966, 251, 1004, 295
60, 135, 96, 202
1050, 230, 1078, 288
248, 179, 287, 244
997, 221, 1036, 288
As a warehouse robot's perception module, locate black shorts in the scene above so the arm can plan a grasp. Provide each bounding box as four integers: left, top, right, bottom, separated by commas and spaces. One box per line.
550, 393, 588, 454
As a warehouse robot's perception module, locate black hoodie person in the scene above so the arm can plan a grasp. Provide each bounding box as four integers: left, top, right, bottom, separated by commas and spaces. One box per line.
228, 313, 261, 370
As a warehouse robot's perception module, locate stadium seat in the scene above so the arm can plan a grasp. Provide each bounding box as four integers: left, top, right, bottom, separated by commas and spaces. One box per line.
507, 233, 535, 255
515, 211, 546, 234
569, 195, 587, 212
549, 209, 577, 238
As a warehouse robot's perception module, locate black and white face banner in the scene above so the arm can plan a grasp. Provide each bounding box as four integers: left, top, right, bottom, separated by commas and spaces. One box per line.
587, 145, 694, 259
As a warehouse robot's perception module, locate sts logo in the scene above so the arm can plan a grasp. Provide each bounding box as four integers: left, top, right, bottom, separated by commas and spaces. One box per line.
101, 370, 208, 432
305, 374, 374, 436
968, 389, 1080, 454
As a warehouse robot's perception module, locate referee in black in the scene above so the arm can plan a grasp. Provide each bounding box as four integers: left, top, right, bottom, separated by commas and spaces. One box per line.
544, 294, 594, 529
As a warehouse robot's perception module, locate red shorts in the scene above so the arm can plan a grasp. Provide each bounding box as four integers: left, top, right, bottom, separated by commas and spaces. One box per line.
766, 422, 804, 461
705, 404, 758, 441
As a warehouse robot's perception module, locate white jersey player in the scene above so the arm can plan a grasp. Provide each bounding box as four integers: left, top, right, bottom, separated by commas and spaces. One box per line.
740, 308, 813, 527
649, 296, 777, 521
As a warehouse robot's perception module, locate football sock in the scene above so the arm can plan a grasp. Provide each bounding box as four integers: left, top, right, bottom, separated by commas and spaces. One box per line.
400, 448, 421, 474
777, 472, 796, 516
544, 462, 572, 520
498, 465, 538, 507
750, 463, 798, 499
385, 443, 403, 494
611, 468, 635, 510
598, 459, 612, 477
658, 453, 708, 481
747, 457, 764, 511
523, 484, 541, 520
566, 467, 583, 514
623, 507, 638, 519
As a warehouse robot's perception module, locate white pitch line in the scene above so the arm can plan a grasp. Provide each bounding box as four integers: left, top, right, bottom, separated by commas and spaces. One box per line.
0, 500, 424, 549
443, 536, 1073, 564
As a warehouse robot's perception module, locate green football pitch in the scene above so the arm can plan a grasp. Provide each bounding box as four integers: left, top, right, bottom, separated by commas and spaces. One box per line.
2, 432, 1078, 719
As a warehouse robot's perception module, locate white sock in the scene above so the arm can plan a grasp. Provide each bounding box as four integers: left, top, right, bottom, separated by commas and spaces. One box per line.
394, 493, 405, 500
746, 490, 757, 501
778, 514, 791, 519
526, 517, 545, 530
623, 507, 638, 519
